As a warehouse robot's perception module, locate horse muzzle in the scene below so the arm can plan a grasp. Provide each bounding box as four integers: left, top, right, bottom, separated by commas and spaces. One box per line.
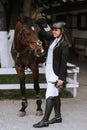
36, 49, 45, 57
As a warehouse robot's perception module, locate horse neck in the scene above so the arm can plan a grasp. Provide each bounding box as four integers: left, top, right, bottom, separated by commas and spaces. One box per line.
14, 22, 24, 51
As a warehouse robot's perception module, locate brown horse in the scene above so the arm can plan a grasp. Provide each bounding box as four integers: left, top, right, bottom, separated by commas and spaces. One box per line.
11, 16, 45, 116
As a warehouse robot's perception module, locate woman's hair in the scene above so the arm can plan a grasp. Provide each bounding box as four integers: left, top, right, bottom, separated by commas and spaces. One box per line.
63, 29, 71, 47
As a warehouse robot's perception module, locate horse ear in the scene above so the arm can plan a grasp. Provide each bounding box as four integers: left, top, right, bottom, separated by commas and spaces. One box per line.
18, 13, 25, 24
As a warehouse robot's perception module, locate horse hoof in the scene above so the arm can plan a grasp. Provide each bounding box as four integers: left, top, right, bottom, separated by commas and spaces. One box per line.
18, 111, 26, 117
36, 110, 43, 116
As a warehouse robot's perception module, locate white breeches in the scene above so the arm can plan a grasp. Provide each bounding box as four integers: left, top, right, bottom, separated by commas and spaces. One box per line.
45, 64, 59, 99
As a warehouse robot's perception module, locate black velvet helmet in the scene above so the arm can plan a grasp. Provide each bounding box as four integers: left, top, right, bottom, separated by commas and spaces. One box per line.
52, 22, 66, 29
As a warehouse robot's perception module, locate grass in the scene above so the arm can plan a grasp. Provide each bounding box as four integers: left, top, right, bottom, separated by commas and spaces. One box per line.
0, 89, 46, 100
0, 74, 73, 99
0, 74, 46, 84
0, 88, 73, 100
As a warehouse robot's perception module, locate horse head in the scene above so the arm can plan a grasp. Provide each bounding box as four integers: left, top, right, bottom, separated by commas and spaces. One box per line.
15, 16, 45, 58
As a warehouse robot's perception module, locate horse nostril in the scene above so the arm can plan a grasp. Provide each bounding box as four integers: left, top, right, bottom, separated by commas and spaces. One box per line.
37, 50, 41, 55
37, 49, 45, 55
26, 40, 30, 43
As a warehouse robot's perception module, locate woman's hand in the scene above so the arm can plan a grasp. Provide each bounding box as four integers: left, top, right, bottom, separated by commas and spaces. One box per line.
56, 80, 63, 87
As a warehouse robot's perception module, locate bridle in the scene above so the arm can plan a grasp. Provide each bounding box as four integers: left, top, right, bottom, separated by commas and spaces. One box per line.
13, 24, 44, 65
20, 24, 42, 49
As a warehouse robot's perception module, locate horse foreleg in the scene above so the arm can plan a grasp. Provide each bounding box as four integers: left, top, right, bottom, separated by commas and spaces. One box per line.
19, 77, 28, 116
16, 68, 28, 117
20, 78, 28, 112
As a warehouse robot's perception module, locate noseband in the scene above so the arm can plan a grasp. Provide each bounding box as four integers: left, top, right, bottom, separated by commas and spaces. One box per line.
13, 24, 43, 60
20, 25, 42, 49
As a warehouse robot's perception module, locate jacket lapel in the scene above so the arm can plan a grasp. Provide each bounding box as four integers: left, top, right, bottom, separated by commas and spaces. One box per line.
53, 38, 64, 50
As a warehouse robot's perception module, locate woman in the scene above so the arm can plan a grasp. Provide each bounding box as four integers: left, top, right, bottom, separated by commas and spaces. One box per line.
33, 22, 69, 128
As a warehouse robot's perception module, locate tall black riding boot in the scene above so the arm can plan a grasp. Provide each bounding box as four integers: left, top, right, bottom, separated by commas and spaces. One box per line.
33, 97, 54, 128
49, 96, 62, 124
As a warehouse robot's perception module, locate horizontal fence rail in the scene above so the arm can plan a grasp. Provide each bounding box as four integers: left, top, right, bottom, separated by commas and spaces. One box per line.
0, 63, 80, 97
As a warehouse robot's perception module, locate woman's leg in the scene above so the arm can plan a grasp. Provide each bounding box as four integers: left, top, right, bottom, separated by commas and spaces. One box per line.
49, 96, 62, 124
33, 96, 54, 128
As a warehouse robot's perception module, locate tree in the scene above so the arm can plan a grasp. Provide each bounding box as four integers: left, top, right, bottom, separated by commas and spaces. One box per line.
0, 1, 12, 67
0, 0, 78, 68
8, 0, 23, 67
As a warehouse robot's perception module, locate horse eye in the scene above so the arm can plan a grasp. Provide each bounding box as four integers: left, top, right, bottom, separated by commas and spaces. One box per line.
26, 32, 30, 36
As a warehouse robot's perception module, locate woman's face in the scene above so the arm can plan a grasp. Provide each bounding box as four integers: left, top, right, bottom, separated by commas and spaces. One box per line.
52, 28, 62, 38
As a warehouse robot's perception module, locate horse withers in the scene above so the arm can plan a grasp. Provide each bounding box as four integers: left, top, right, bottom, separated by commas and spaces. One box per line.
11, 16, 45, 116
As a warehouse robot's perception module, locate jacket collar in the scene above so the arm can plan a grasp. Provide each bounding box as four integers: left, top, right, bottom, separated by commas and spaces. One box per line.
53, 37, 64, 49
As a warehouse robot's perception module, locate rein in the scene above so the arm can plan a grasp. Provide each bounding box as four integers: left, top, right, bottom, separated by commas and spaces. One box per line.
12, 23, 42, 69
20, 24, 42, 46
14, 45, 31, 58
20, 28, 37, 45
13, 45, 32, 69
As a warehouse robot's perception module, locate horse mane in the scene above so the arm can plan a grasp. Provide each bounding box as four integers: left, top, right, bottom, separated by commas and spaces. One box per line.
14, 15, 34, 44
18, 14, 34, 27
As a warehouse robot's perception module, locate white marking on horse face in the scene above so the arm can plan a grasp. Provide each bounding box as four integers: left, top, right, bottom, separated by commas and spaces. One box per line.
31, 26, 35, 31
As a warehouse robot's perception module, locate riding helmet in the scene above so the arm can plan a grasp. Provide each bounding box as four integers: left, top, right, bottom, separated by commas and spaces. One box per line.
52, 22, 66, 29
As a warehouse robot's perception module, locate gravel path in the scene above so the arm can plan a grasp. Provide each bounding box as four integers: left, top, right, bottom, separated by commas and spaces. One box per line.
0, 60, 87, 130
0, 87, 87, 130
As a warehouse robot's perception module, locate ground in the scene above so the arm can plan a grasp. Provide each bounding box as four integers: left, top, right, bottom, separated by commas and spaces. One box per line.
0, 54, 87, 130
0, 83, 87, 130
